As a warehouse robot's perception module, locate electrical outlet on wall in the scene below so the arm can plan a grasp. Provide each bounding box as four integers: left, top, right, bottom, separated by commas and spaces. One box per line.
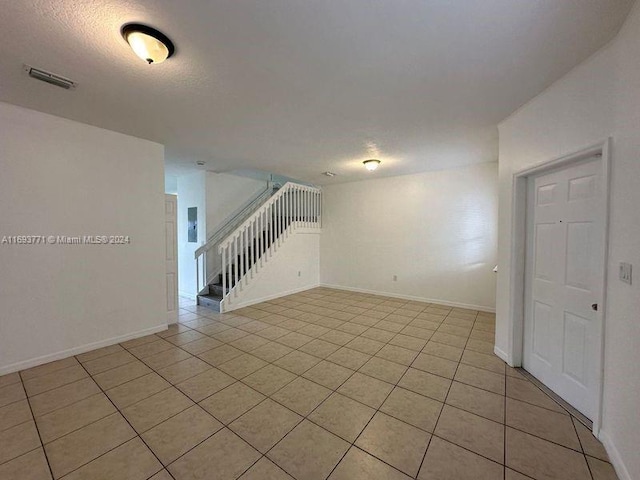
619, 262, 632, 285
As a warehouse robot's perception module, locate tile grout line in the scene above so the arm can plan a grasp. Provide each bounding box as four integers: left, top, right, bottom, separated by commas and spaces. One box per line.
414, 310, 485, 478
28, 391, 122, 444
177, 298, 379, 479
105, 341, 247, 479
56, 360, 171, 480
312, 306, 475, 477
319, 332, 423, 479
2, 372, 55, 478
189, 300, 494, 477
20, 367, 91, 399
515, 367, 594, 425
17, 372, 56, 480
94, 309, 593, 480
176, 300, 451, 478
266, 328, 416, 479
196, 313, 405, 478
22, 314, 480, 474
410, 313, 474, 479
114, 321, 348, 477
22, 324, 507, 430
504, 345, 507, 480
7, 291, 538, 480
570, 415, 597, 480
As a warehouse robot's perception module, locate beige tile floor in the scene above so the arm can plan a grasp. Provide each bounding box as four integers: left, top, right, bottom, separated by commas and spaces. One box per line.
0, 288, 619, 480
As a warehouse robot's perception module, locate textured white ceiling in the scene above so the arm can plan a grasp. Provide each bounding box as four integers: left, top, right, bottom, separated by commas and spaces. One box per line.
0, 0, 634, 184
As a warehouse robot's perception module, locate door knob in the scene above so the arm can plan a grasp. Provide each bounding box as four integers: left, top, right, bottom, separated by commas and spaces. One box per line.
592, 304, 598, 311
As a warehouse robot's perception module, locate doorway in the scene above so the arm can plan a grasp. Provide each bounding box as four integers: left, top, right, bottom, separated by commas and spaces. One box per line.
508, 140, 610, 433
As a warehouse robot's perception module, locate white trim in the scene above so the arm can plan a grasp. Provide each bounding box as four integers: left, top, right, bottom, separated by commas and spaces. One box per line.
598, 430, 633, 480
222, 284, 320, 312
167, 311, 178, 325
494, 345, 509, 364
165, 194, 179, 329
0, 324, 168, 376
320, 283, 496, 313
594, 139, 612, 436
507, 138, 611, 434
507, 173, 528, 367
599, 430, 632, 480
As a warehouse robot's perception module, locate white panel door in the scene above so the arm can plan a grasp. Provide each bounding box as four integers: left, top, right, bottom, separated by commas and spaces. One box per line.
524, 157, 605, 419
165, 195, 179, 324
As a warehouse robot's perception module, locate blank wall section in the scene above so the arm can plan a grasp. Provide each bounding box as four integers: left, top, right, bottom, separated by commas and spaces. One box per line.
206, 172, 266, 234
203, 172, 267, 284
320, 162, 498, 311
0, 102, 166, 374
497, 3, 640, 477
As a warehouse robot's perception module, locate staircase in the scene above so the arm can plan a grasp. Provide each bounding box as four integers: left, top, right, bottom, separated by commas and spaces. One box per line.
197, 219, 290, 310
195, 182, 322, 312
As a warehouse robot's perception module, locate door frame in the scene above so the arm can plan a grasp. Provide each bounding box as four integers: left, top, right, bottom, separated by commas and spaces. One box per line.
507, 138, 611, 435
165, 194, 179, 324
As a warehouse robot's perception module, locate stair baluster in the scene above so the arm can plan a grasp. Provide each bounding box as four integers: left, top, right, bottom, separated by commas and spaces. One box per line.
196, 182, 322, 312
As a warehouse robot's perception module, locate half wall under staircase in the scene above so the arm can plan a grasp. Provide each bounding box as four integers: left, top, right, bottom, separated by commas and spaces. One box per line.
195, 182, 322, 312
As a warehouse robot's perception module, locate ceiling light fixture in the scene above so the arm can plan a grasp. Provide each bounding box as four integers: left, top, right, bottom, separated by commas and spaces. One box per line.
323, 171, 337, 177
363, 159, 381, 171
121, 23, 175, 64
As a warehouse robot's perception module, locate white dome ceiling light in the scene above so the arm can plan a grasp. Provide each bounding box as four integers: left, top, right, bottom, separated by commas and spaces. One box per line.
121, 24, 175, 65
363, 159, 381, 171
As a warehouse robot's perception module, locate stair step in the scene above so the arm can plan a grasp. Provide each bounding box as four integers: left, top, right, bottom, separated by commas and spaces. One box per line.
197, 293, 222, 312
208, 283, 228, 297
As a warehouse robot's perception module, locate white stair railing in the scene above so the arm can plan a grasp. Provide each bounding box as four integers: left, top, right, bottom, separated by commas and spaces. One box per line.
215, 182, 322, 308
194, 183, 277, 294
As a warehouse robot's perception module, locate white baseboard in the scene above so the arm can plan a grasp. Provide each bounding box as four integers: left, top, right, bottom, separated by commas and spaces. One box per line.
179, 291, 197, 300
223, 284, 319, 312
319, 283, 496, 313
598, 430, 632, 480
493, 345, 511, 365
294, 228, 323, 235
0, 324, 168, 376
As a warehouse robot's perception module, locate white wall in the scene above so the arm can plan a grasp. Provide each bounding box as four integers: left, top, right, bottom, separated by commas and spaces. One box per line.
0, 102, 166, 374
320, 163, 498, 311
165, 175, 178, 195
177, 172, 206, 298
497, 4, 640, 478
203, 173, 267, 284
206, 172, 266, 235
223, 232, 320, 311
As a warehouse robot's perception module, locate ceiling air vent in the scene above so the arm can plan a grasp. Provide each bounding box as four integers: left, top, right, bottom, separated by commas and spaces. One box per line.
25, 65, 76, 89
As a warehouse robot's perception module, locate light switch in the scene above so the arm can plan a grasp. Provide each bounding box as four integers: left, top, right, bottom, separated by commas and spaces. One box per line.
620, 262, 632, 285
